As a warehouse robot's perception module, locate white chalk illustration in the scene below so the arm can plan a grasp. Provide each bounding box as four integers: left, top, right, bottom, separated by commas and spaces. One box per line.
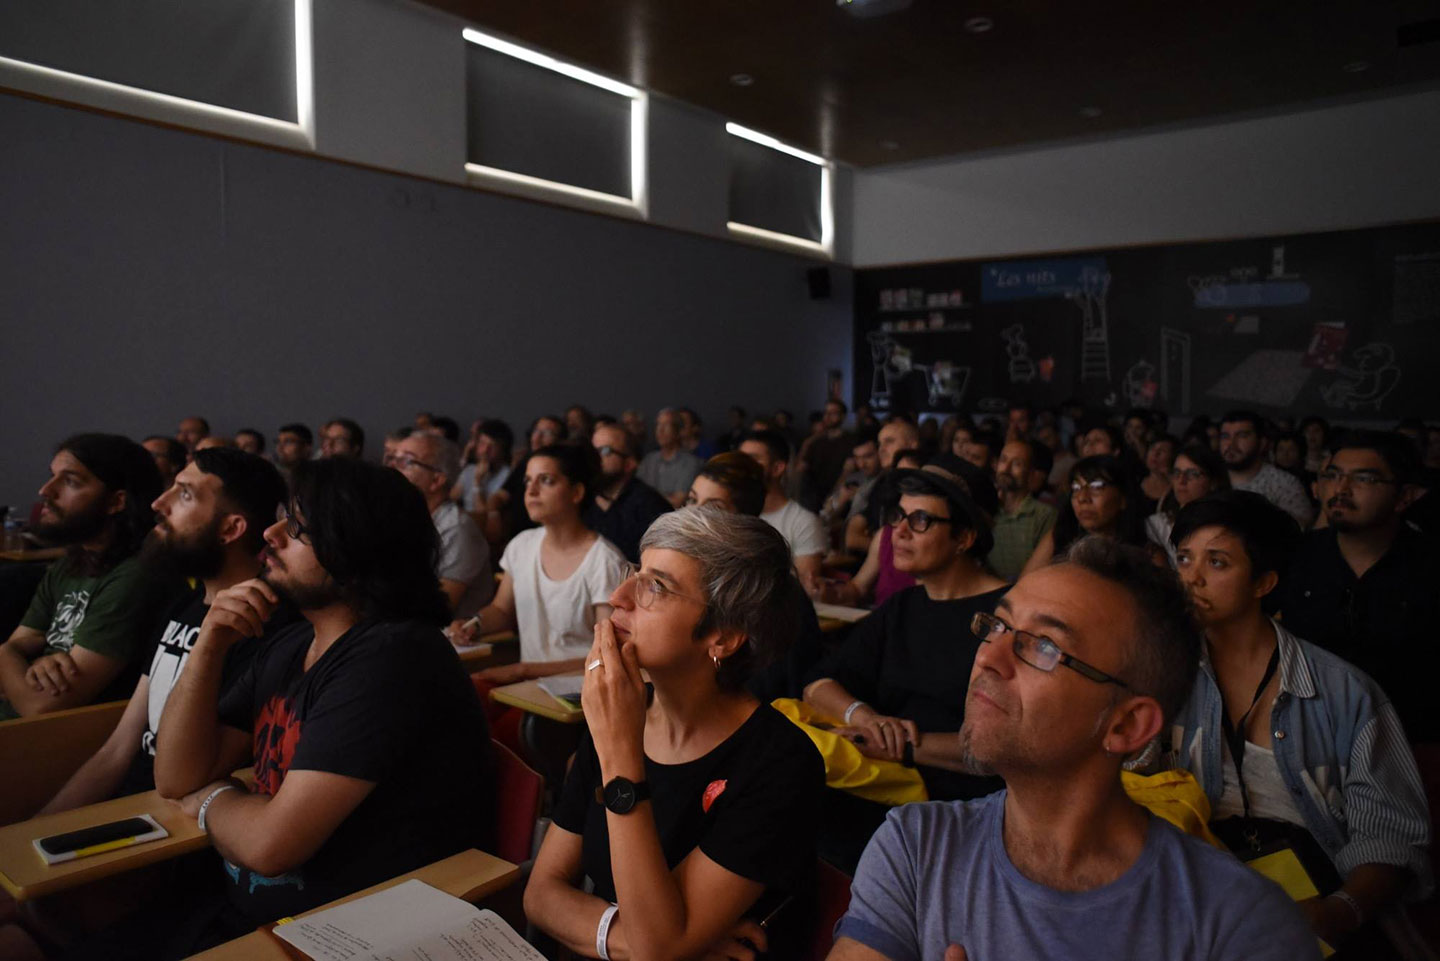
1321, 342, 1401, 412
1000, 324, 1036, 383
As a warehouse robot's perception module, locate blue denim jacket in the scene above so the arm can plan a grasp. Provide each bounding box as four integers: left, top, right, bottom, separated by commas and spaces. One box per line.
1166, 619, 1432, 898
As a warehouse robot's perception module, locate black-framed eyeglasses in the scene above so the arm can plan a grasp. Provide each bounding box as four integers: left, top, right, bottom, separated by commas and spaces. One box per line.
1315, 467, 1398, 488
884, 507, 953, 534
1070, 478, 1113, 497
276, 503, 311, 542
1169, 467, 1206, 483
971, 612, 1130, 689
620, 562, 707, 610
391, 454, 440, 473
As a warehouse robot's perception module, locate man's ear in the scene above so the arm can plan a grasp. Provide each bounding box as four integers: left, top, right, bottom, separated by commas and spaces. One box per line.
1396, 483, 1423, 515
1105, 695, 1164, 758
217, 513, 248, 548
105, 489, 128, 517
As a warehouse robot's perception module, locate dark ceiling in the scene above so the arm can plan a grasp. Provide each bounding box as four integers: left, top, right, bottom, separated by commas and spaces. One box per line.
418, 0, 1440, 167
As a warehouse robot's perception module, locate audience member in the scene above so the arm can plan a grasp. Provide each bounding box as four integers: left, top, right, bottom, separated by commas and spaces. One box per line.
1005, 403, 1033, 442
739, 430, 827, 581
805, 463, 1008, 866
801, 400, 856, 511
1139, 433, 1178, 513
829, 538, 1316, 961
678, 407, 717, 460
1167, 491, 1430, 950
524, 415, 564, 460
526, 509, 824, 960
393, 431, 494, 617
274, 423, 313, 473
1219, 410, 1313, 528
686, 452, 767, 516
1277, 430, 1439, 741
142, 435, 187, 487
620, 408, 648, 456
585, 421, 672, 563
1079, 422, 1123, 458
319, 418, 364, 458
1122, 408, 1152, 459
820, 429, 881, 533
958, 427, 1001, 472
636, 408, 702, 508
1145, 441, 1230, 562
842, 418, 921, 555
381, 425, 412, 467
428, 415, 461, 444
113, 458, 496, 958
37, 449, 294, 812
451, 444, 627, 683
453, 418, 514, 516
0, 434, 177, 719
564, 404, 596, 442
194, 435, 231, 451
175, 416, 209, 454
988, 440, 1057, 582
1021, 455, 1147, 575
233, 428, 265, 456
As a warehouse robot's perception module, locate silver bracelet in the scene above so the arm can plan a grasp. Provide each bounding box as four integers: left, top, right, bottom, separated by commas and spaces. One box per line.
843, 700, 868, 725
596, 903, 619, 961
1327, 889, 1364, 927
196, 784, 239, 832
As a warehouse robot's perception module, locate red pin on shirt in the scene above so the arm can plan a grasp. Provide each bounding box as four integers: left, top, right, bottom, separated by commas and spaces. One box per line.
702, 779, 727, 813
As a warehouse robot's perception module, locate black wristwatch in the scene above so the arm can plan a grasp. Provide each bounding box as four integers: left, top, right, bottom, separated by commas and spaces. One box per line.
601, 776, 652, 815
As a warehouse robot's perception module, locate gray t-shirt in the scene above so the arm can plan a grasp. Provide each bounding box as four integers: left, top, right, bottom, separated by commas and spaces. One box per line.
837, 792, 1318, 961
636, 449, 702, 498
432, 501, 494, 618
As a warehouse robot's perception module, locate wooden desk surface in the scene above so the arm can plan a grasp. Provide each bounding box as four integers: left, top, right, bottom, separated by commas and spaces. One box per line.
0, 547, 63, 563
187, 848, 520, 961
491, 676, 585, 724
455, 631, 518, 671
0, 790, 207, 902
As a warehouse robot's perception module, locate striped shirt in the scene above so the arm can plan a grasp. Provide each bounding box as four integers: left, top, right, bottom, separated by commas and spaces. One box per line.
1165, 619, 1432, 897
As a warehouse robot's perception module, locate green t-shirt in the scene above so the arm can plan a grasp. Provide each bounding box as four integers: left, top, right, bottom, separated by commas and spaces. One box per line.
1, 554, 177, 717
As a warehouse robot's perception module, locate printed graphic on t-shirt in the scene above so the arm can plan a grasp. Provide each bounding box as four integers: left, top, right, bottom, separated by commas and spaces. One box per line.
140, 615, 203, 755
46, 588, 91, 652
253, 695, 302, 796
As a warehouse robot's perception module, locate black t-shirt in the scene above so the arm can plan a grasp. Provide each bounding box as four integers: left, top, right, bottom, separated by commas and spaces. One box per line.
1277, 526, 1440, 741
583, 477, 672, 563
118, 589, 299, 797
551, 703, 824, 956
216, 618, 495, 922
807, 584, 1008, 800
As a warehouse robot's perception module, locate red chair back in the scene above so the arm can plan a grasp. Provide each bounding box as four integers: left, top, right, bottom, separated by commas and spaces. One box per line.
804, 858, 853, 961
492, 737, 544, 865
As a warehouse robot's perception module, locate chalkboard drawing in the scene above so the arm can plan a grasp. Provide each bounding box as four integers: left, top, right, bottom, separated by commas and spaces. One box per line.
1302, 323, 1348, 370
927, 361, 971, 408
1188, 273, 1310, 309
1124, 359, 1159, 408
1160, 328, 1192, 412
1068, 267, 1112, 383
1321, 343, 1401, 412
1000, 324, 1036, 383
1270, 245, 1287, 278
1205, 349, 1313, 408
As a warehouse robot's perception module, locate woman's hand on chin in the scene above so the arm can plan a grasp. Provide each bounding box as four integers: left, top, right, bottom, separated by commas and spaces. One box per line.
583, 618, 649, 778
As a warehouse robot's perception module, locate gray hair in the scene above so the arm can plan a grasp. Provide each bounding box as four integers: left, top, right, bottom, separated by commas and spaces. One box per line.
416, 433, 462, 484
639, 507, 802, 690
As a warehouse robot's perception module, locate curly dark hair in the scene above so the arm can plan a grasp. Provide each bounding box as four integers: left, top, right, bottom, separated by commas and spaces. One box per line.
56, 433, 162, 573
287, 458, 449, 625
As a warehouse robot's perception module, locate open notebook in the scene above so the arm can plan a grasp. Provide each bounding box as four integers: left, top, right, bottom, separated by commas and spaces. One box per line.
270, 878, 544, 961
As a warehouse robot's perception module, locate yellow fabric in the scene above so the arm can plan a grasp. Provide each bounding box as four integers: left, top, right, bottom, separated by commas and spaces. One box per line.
1121, 769, 1224, 849
772, 698, 929, 806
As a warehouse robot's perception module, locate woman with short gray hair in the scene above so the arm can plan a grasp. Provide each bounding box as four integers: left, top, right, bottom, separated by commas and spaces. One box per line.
525, 507, 825, 961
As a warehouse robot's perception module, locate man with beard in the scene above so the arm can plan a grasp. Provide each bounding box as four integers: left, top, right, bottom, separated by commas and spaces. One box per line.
133, 458, 493, 958
0, 434, 177, 719
35, 448, 294, 811
583, 420, 670, 563
987, 440, 1056, 582
1278, 430, 1439, 742
1219, 410, 1313, 528
828, 538, 1316, 961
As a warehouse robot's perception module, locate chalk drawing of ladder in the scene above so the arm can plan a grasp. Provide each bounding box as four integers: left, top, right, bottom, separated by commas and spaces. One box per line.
1071, 268, 1112, 383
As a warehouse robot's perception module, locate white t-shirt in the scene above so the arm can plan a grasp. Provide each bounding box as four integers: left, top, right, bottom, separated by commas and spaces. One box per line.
500, 528, 628, 664
761, 498, 828, 559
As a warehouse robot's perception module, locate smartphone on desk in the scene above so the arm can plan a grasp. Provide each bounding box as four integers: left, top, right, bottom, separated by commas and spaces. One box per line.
33, 814, 169, 865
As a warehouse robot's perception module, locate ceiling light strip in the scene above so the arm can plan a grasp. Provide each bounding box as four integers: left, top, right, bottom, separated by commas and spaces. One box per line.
462, 28, 639, 98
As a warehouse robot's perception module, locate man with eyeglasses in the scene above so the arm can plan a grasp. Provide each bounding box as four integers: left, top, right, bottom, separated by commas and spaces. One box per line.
828, 536, 1316, 961
583, 422, 671, 563
393, 431, 494, 618
1219, 410, 1313, 529
273, 423, 313, 475
1278, 429, 1439, 742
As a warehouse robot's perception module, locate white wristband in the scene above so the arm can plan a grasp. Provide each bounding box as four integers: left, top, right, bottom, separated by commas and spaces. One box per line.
197, 784, 239, 832
596, 904, 619, 961
843, 700, 868, 725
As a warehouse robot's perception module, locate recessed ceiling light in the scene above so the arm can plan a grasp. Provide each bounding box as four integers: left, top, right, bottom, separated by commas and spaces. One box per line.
1342, 60, 1370, 73
964, 16, 994, 33
879, 139, 901, 151
729, 73, 754, 87
1079, 106, 1103, 118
